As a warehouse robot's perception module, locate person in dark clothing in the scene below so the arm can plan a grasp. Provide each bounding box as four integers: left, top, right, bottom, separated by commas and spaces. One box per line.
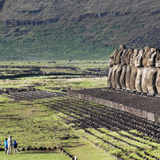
13, 140, 19, 154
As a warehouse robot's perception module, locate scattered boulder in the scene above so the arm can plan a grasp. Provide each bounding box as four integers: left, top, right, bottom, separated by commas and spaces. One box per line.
87, 68, 101, 72
53, 146, 57, 150
60, 88, 68, 92
32, 147, 37, 150
48, 61, 56, 63
26, 146, 31, 150
38, 146, 43, 150
19, 147, 25, 151
47, 147, 51, 150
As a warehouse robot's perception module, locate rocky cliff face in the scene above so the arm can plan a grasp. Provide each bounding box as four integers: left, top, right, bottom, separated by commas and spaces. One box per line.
1, 0, 159, 22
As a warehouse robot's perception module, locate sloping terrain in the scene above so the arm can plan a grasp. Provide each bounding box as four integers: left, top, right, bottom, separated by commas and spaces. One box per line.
0, 0, 160, 59
45, 96, 160, 159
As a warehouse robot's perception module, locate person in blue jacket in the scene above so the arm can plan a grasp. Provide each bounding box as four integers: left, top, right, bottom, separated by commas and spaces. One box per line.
4, 138, 8, 155
13, 140, 19, 154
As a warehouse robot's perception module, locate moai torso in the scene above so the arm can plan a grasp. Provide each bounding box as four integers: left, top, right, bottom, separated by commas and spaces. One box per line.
135, 50, 144, 93
141, 47, 150, 94
110, 49, 117, 67
110, 50, 118, 88
120, 49, 127, 90
130, 49, 139, 92
155, 50, 160, 95
135, 50, 143, 68
115, 45, 125, 64
146, 48, 157, 95
111, 45, 126, 89
142, 47, 150, 67
115, 45, 126, 89
107, 49, 118, 88
125, 49, 133, 90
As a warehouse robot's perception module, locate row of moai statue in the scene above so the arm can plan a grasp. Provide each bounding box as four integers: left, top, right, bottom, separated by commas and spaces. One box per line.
107, 45, 160, 96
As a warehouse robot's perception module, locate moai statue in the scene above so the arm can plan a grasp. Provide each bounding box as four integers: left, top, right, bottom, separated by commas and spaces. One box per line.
146, 48, 157, 96
115, 44, 126, 89
107, 49, 118, 88
119, 49, 127, 90
125, 49, 133, 91
135, 50, 144, 93
141, 46, 150, 94
110, 50, 118, 89
111, 45, 125, 89
155, 50, 160, 95
130, 49, 139, 92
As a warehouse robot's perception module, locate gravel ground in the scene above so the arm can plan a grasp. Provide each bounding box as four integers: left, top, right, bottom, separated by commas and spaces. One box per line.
73, 88, 160, 115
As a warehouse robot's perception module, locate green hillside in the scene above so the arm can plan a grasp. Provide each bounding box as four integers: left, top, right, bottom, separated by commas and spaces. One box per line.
0, 0, 160, 59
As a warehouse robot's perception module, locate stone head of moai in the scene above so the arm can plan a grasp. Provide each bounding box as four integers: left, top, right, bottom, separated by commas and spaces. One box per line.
109, 49, 118, 67
135, 49, 144, 67
115, 44, 126, 64
147, 48, 157, 67
130, 49, 139, 66
142, 46, 150, 67
155, 49, 160, 67
144, 46, 150, 52
119, 44, 126, 50
125, 49, 133, 65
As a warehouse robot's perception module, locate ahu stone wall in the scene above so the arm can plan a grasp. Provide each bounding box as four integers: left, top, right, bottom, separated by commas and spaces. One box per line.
107, 45, 160, 96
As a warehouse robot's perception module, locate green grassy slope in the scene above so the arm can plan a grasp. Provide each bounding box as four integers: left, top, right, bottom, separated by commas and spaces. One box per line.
0, 0, 160, 59
0, 24, 114, 60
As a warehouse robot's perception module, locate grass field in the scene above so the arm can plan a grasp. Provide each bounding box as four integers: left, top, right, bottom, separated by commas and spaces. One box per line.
0, 95, 116, 160
0, 60, 108, 92
0, 75, 108, 91
0, 151, 70, 160
1, 60, 160, 159
0, 60, 114, 160
1, 93, 160, 159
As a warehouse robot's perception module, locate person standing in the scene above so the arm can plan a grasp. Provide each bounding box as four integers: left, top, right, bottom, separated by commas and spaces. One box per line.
8, 135, 12, 155
4, 138, 8, 155
13, 140, 19, 154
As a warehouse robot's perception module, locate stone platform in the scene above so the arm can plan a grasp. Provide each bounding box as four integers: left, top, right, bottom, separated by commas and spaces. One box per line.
68, 88, 160, 123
